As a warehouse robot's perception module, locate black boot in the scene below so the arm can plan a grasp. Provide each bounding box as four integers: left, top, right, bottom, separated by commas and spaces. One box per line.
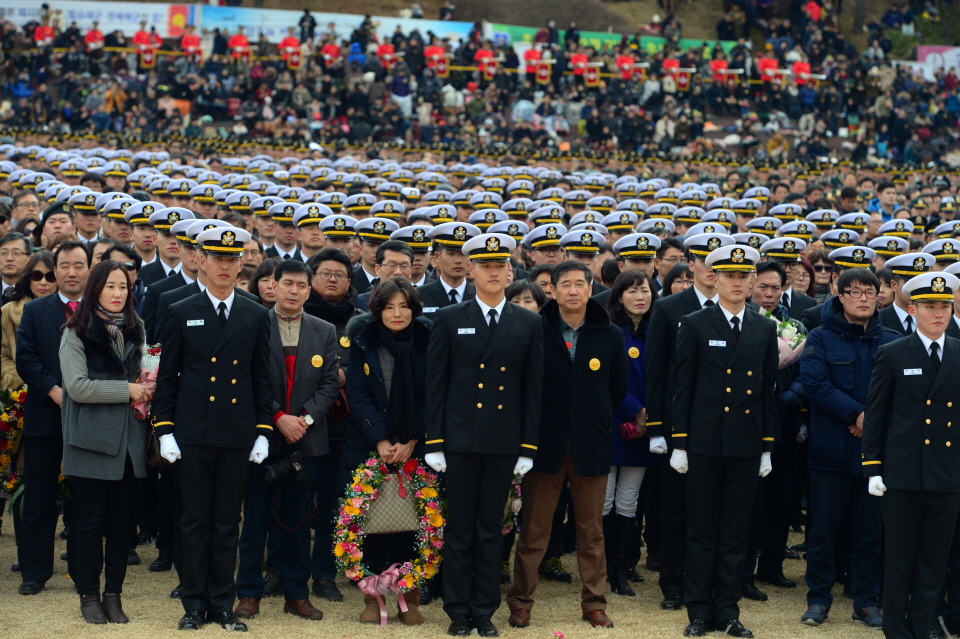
612, 515, 637, 596
602, 514, 615, 588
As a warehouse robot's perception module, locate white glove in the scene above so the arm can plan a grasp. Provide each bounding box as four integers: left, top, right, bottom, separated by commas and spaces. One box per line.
159, 434, 181, 464
669, 449, 688, 474
513, 456, 534, 476
649, 436, 668, 455
424, 452, 447, 473
249, 435, 269, 464
759, 451, 773, 477
868, 476, 887, 497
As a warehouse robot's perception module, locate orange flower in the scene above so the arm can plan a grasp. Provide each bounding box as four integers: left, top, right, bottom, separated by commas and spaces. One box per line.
343, 505, 361, 516
429, 513, 443, 528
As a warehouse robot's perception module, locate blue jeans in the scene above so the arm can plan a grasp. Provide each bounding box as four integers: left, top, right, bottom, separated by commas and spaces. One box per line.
310, 440, 345, 582
236, 458, 314, 601
804, 468, 881, 610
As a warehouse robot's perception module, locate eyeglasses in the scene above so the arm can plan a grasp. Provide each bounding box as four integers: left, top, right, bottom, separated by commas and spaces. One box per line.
842, 289, 878, 299
317, 270, 349, 281
659, 257, 688, 264
14, 201, 40, 209
813, 264, 831, 272
30, 270, 56, 283
378, 261, 412, 273
0, 249, 27, 258
783, 262, 801, 270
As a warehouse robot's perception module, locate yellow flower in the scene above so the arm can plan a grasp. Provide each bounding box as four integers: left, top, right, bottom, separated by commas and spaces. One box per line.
360, 483, 375, 494
421, 487, 438, 498
334, 543, 346, 557
429, 513, 443, 528
425, 563, 438, 577
343, 505, 361, 516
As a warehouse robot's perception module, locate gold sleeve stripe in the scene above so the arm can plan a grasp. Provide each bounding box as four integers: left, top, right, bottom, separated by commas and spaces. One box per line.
257, 424, 274, 431
671, 433, 688, 437
762, 437, 775, 441
521, 444, 538, 450
425, 439, 444, 445
862, 460, 882, 465
153, 421, 174, 427
646, 421, 663, 426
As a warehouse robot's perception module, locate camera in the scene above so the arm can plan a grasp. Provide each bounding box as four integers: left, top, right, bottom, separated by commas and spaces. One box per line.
264, 449, 307, 483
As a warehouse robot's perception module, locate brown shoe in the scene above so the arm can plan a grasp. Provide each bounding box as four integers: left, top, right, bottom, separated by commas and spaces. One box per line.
234, 596, 260, 619
80, 595, 107, 624
102, 592, 129, 623
359, 594, 382, 624
284, 598, 324, 620
398, 588, 424, 625
508, 608, 531, 628
582, 609, 614, 628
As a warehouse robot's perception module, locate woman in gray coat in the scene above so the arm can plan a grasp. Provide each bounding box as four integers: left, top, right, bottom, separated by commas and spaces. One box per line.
60, 260, 153, 624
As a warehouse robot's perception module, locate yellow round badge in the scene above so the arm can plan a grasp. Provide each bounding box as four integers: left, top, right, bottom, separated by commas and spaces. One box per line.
339, 335, 351, 348
628, 347, 640, 359
311, 355, 323, 368
589, 358, 601, 371
363, 363, 370, 376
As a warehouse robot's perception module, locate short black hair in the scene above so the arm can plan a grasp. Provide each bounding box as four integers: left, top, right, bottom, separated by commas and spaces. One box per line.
102, 242, 141, 270
528, 264, 554, 283
274, 258, 313, 282
840, 186, 858, 200
376, 240, 414, 264
600, 258, 621, 287
875, 267, 894, 286
757, 260, 787, 286
505, 279, 547, 310
0, 232, 31, 252
368, 276, 423, 319
877, 181, 895, 193
551, 259, 592, 285
53, 240, 91, 267
307, 247, 354, 281
655, 237, 684, 258
838, 268, 880, 293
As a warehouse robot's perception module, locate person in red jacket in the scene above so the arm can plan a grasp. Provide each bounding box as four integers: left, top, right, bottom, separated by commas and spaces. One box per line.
180, 25, 202, 60
34, 20, 55, 48
84, 22, 104, 54
320, 38, 341, 69
524, 45, 542, 83
377, 41, 396, 70
228, 26, 251, 61
616, 52, 636, 81
425, 39, 446, 69
570, 48, 589, 84
132, 21, 151, 51
279, 27, 300, 61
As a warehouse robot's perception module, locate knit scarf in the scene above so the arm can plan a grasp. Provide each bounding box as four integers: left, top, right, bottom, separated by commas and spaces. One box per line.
94, 304, 126, 363
377, 320, 416, 444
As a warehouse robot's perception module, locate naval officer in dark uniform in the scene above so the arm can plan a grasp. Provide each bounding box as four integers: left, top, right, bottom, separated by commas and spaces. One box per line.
424, 232, 544, 638
152, 225, 274, 632
862, 270, 960, 639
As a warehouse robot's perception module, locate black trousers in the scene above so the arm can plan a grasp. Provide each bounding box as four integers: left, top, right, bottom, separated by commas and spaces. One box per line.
442, 452, 515, 620
685, 454, 759, 624
882, 489, 960, 639
178, 444, 249, 615
71, 457, 138, 596
19, 433, 65, 586
658, 452, 688, 599
756, 437, 802, 577
155, 463, 183, 577
938, 512, 960, 633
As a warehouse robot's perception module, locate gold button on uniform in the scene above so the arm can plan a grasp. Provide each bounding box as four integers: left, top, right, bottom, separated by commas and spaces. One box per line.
480, 364, 485, 369
232, 399, 237, 404
726, 369, 732, 374
209, 396, 215, 402
501, 367, 506, 372
724, 407, 730, 412
478, 383, 484, 389
477, 403, 483, 408
925, 439, 931, 445
210, 377, 216, 382
949, 402, 954, 408
927, 400, 932, 406
231, 379, 236, 384
745, 410, 750, 414
211, 357, 217, 363
948, 442, 953, 447
498, 405, 503, 410
725, 388, 731, 393
747, 371, 753, 376
233, 360, 238, 365
926, 419, 931, 424
746, 390, 752, 395
499, 386, 504, 391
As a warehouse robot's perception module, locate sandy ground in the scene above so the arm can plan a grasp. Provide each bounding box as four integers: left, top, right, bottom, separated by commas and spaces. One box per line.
0, 524, 883, 639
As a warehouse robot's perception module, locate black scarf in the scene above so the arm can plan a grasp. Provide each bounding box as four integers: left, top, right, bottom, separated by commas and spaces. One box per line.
305, 288, 357, 325
377, 320, 416, 444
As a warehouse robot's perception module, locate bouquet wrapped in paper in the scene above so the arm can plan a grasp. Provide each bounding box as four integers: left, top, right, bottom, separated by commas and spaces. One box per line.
132, 344, 161, 420
764, 312, 806, 369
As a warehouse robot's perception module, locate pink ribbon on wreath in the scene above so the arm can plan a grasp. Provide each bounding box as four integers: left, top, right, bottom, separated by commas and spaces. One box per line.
357, 563, 409, 626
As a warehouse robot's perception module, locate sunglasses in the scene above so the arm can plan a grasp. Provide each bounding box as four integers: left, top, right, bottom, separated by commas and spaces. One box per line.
119, 261, 138, 271
30, 270, 56, 283
813, 265, 831, 272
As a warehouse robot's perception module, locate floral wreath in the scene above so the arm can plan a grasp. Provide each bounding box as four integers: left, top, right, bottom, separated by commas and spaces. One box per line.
502, 477, 523, 535
334, 456, 444, 593
0, 386, 27, 498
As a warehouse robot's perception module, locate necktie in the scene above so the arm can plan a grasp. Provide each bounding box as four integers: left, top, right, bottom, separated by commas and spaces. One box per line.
731, 315, 741, 339
217, 301, 227, 326
930, 342, 941, 373
703, 299, 715, 309
449, 289, 458, 304
168, 269, 178, 278
781, 293, 790, 308
905, 315, 914, 333
66, 300, 79, 315
282, 253, 291, 260
488, 308, 498, 332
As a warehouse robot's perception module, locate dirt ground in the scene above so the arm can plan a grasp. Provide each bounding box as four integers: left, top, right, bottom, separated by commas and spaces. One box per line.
0, 524, 883, 639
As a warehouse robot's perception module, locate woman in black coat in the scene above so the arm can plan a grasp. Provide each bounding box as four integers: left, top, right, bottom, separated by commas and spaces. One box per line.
341, 277, 431, 625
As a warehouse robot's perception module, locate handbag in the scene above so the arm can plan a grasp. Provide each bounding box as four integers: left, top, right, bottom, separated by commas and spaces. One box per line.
619, 421, 645, 441
366, 469, 419, 534
146, 427, 170, 468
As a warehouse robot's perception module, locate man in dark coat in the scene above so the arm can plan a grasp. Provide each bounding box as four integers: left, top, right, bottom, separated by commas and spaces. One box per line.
507, 260, 627, 630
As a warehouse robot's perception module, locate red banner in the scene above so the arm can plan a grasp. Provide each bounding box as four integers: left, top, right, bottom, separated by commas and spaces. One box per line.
140, 48, 156, 69
287, 50, 301, 70
536, 61, 551, 85
584, 66, 600, 88
435, 56, 449, 79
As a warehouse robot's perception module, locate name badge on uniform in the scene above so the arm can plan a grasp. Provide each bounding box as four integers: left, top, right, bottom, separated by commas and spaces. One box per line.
187, 319, 204, 327
458, 328, 476, 335
709, 340, 727, 347
904, 368, 923, 376
424, 306, 439, 313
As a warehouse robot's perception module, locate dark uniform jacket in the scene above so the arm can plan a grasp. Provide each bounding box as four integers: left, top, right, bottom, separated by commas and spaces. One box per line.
154, 281, 258, 345
672, 304, 779, 457
861, 334, 960, 492
425, 299, 543, 458
644, 285, 705, 444
140, 270, 189, 343
266, 312, 341, 458
878, 304, 911, 337
138, 259, 178, 288
535, 298, 628, 477
153, 292, 274, 448
16, 294, 69, 437
418, 278, 476, 318
799, 297, 901, 475
785, 290, 817, 321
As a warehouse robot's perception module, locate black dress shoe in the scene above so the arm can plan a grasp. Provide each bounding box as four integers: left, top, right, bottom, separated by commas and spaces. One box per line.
474, 615, 499, 637
783, 548, 801, 560
177, 610, 205, 630
447, 614, 472, 637
756, 571, 796, 588
207, 611, 248, 631
150, 553, 173, 572
419, 582, 433, 605
262, 569, 282, 597
719, 618, 754, 638
18, 581, 43, 595
11, 563, 20, 572
741, 583, 768, 601
683, 619, 709, 637
127, 549, 141, 566
661, 595, 683, 610
170, 584, 184, 599
311, 578, 343, 602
